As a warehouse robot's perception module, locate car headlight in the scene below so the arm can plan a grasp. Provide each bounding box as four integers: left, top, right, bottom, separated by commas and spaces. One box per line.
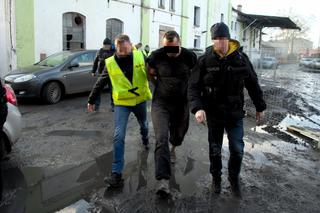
13, 74, 36, 83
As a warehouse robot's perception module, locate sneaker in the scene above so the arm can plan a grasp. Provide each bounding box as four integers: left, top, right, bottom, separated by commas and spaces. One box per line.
170, 147, 176, 164
212, 176, 221, 194
104, 173, 124, 188
229, 176, 242, 198
156, 179, 170, 198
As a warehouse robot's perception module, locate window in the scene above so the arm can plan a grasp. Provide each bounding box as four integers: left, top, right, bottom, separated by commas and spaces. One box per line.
194, 36, 201, 48
169, 0, 175, 11
63, 12, 86, 51
159, 0, 165, 9
70, 52, 95, 68
220, 13, 224, 22
194, 6, 200, 27
38, 52, 73, 67
106, 18, 124, 43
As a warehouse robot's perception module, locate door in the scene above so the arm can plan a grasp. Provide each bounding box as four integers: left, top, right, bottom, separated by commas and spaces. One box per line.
64, 52, 96, 93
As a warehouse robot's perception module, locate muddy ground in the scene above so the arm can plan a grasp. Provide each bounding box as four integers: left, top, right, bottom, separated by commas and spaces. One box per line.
0, 64, 319, 213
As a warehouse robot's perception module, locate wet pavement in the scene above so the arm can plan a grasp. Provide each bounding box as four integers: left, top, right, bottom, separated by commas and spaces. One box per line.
0, 64, 320, 212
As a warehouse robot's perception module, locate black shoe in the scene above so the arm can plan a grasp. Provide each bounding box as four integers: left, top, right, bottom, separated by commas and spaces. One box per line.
229, 177, 242, 198
104, 173, 124, 188
212, 176, 221, 194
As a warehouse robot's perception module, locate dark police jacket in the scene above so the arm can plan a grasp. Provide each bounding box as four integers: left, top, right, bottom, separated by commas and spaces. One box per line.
188, 39, 266, 123
92, 48, 115, 75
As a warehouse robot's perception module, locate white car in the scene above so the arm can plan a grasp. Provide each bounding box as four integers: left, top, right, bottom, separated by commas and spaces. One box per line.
1, 84, 22, 159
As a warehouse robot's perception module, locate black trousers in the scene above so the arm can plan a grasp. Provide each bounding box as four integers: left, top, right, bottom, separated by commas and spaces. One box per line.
207, 116, 244, 180
152, 100, 189, 180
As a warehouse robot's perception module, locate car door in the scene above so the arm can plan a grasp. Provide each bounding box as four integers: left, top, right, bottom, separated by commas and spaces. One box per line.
63, 52, 97, 93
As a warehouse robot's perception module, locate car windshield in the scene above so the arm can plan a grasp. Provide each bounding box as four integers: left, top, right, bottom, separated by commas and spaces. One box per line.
37, 52, 73, 67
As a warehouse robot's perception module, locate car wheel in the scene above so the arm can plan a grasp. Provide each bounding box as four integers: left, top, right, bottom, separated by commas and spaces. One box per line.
42, 82, 62, 104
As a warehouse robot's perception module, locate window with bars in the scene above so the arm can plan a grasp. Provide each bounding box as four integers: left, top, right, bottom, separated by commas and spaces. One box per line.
106, 18, 124, 43
62, 12, 86, 51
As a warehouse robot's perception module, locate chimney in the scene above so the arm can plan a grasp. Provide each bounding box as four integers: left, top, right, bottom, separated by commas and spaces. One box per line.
237, 5, 242, 12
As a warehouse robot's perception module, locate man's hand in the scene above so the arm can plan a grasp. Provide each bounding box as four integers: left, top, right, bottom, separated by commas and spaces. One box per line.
87, 103, 95, 112
91, 73, 96, 77
195, 110, 206, 125
256, 111, 264, 123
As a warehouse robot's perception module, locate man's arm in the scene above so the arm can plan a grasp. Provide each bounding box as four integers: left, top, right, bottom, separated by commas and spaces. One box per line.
91, 52, 99, 76
145, 51, 158, 86
147, 64, 157, 86
88, 73, 109, 105
188, 57, 205, 114
243, 54, 267, 114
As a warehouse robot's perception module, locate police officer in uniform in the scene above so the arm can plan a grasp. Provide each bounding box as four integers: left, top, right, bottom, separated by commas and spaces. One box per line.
91, 38, 115, 111
188, 23, 266, 197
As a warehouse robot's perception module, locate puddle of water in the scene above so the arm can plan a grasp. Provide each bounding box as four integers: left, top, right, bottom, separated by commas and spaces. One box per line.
1, 152, 113, 213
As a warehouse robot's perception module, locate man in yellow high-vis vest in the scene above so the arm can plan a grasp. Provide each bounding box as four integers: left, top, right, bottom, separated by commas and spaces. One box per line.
87, 34, 152, 188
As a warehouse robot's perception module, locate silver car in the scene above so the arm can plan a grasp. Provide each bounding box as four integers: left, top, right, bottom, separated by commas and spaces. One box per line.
1, 84, 22, 158
311, 58, 320, 69
299, 57, 313, 67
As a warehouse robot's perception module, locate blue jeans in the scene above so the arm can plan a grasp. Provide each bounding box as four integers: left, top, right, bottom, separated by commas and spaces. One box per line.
112, 101, 149, 174
207, 119, 244, 179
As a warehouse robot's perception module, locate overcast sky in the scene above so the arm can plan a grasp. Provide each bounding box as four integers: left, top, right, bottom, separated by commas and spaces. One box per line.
232, 0, 320, 48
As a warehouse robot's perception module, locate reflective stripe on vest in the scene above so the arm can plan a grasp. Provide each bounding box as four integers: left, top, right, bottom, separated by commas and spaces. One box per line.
106, 50, 152, 106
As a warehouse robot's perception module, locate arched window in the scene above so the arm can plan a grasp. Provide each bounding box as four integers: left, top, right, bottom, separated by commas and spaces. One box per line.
63, 12, 86, 50
106, 18, 123, 43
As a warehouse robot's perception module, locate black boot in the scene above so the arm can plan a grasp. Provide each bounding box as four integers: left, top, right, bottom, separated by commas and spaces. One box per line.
104, 173, 124, 188
212, 176, 221, 194
228, 176, 242, 198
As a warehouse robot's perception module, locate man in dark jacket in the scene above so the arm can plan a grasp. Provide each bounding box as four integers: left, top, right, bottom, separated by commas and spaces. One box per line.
147, 31, 197, 196
188, 22, 266, 197
0, 80, 8, 201
92, 38, 115, 111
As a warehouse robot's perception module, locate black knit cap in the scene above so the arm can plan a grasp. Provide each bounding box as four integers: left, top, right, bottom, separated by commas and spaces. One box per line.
210, 22, 230, 39
103, 38, 112, 45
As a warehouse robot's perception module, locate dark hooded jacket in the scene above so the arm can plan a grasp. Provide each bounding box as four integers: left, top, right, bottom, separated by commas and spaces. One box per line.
92, 48, 115, 75
188, 39, 266, 123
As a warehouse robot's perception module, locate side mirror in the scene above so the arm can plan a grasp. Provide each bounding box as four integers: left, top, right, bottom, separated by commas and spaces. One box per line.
69, 62, 79, 69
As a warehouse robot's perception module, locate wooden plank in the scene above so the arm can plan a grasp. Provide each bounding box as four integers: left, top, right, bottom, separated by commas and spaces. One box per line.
287, 125, 320, 148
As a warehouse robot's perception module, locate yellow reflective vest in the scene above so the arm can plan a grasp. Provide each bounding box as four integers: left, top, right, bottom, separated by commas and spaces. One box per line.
106, 50, 152, 106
